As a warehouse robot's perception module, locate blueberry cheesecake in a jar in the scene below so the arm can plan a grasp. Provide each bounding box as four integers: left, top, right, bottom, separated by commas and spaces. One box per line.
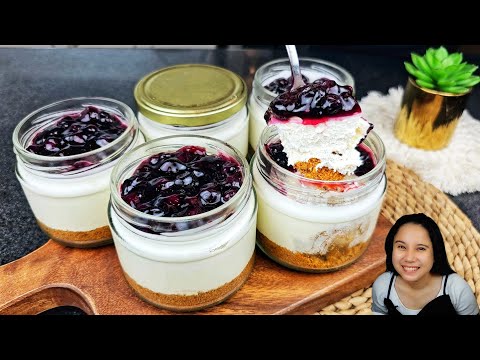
13, 97, 144, 247
251, 79, 386, 272
108, 135, 257, 312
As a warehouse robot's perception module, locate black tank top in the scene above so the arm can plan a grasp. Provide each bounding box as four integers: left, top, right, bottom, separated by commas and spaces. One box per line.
384, 273, 457, 315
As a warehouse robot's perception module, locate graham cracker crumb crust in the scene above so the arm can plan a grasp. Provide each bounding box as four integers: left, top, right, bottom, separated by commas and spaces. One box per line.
257, 231, 368, 272
124, 254, 255, 312
37, 220, 112, 248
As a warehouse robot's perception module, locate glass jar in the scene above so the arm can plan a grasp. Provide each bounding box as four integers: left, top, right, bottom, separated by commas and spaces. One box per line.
134, 64, 249, 157
251, 125, 386, 273
13, 97, 145, 248
248, 57, 355, 155
108, 135, 258, 312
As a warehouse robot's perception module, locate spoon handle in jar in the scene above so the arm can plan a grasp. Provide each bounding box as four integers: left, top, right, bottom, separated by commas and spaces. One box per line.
285, 45, 305, 90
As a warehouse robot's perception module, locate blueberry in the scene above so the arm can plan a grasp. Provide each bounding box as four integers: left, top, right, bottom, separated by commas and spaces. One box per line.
265, 142, 294, 172
264, 75, 309, 94
265, 78, 360, 121
120, 146, 243, 224
354, 146, 375, 176
26, 106, 127, 160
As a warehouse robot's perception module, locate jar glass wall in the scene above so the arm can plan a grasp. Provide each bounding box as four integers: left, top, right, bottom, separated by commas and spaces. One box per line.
251, 125, 386, 272
108, 135, 257, 312
13, 97, 144, 248
248, 58, 355, 155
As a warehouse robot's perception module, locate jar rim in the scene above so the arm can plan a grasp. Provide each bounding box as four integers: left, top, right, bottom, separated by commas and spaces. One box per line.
110, 134, 252, 231
12, 97, 137, 163
253, 57, 355, 98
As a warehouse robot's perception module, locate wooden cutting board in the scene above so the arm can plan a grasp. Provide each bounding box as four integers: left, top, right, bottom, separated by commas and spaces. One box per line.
0, 215, 390, 315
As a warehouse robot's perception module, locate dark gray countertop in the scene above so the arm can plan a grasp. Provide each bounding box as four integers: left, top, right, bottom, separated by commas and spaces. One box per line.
1, 47, 479, 302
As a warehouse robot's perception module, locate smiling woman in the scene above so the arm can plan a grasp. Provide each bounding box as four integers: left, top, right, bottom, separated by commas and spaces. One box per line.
371, 213, 479, 315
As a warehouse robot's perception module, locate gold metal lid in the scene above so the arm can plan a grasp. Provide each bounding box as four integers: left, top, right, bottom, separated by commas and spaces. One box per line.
134, 64, 247, 127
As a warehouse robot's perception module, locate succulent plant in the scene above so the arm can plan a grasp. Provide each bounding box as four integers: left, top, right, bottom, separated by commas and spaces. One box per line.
404, 46, 480, 94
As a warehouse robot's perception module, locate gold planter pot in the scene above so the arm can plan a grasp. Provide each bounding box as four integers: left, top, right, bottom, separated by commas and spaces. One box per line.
394, 77, 471, 150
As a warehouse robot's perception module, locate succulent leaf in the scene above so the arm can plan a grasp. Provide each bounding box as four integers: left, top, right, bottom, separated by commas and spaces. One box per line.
456, 76, 480, 87
442, 57, 455, 67
416, 79, 435, 89
448, 53, 463, 65
405, 46, 480, 93
437, 78, 456, 87
425, 50, 441, 69
439, 86, 470, 94
405, 61, 433, 82
444, 64, 467, 75
434, 46, 449, 61
462, 64, 478, 73
430, 68, 448, 79
451, 71, 477, 81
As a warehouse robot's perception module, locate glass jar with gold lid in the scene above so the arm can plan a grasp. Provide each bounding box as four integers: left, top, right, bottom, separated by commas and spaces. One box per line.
134, 64, 249, 157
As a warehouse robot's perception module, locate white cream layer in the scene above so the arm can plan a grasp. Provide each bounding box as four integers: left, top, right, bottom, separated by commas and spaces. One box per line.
16, 134, 145, 232
272, 114, 371, 175
17, 160, 113, 232
110, 192, 257, 295
252, 160, 385, 255
138, 107, 249, 157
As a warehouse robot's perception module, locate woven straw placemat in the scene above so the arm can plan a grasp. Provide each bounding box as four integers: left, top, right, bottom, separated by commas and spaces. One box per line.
316, 159, 480, 315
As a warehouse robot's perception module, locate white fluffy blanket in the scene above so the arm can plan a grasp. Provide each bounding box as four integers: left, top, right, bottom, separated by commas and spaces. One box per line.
360, 87, 480, 195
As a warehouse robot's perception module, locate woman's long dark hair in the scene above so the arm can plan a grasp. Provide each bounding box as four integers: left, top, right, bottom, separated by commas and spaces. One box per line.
385, 213, 454, 275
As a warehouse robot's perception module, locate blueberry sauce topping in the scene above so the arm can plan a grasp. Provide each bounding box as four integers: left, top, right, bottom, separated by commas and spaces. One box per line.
26, 106, 127, 156
121, 146, 243, 217
265, 141, 375, 177
265, 142, 294, 172
264, 78, 359, 122
354, 144, 375, 176
264, 74, 309, 94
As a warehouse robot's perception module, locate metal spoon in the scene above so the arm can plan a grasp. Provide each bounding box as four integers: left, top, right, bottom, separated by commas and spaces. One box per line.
285, 45, 305, 90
